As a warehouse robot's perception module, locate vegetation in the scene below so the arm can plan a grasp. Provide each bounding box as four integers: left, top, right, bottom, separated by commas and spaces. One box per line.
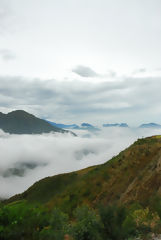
1, 200, 161, 240
2, 136, 161, 239
8, 135, 161, 209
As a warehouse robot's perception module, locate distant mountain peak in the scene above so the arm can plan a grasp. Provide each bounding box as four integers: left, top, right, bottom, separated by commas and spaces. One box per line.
46, 121, 100, 131
8, 110, 28, 114
103, 123, 128, 127
81, 123, 94, 127
139, 123, 161, 128
8, 109, 30, 114
7, 110, 35, 118
0, 110, 69, 134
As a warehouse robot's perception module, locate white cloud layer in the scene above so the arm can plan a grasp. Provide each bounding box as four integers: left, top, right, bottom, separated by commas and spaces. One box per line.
1, 127, 161, 198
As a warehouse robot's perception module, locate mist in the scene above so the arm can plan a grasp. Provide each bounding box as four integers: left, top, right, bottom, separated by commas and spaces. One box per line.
0, 127, 161, 199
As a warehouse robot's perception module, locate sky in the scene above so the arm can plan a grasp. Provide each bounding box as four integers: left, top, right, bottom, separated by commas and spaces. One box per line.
0, 0, 161, 125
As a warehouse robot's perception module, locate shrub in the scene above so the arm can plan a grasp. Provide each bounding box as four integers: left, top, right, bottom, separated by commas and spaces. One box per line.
99, 204, 136, 240
71, 205, 102, 240
39, 208, 69, 240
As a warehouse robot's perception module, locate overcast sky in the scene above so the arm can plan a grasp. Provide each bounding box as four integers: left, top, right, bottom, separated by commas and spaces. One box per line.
0, 0, 161, 125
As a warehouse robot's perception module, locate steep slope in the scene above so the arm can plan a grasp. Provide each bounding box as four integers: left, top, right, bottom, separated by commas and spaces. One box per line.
7, 136, 161, 211
0, 110, 68, 134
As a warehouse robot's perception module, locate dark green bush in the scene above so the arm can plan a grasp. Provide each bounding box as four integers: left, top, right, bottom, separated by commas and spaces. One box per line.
39, 208, 69, 240
99, 204, 136, 240
71, 205, 102, 240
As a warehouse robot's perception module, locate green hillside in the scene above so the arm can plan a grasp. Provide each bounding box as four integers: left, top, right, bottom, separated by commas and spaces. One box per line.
3, 136, 161, 240
0, 110, 68, 134
8, 136, 161, 210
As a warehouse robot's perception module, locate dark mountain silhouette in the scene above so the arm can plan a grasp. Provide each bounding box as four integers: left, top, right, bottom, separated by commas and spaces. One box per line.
0, 110, 68, 134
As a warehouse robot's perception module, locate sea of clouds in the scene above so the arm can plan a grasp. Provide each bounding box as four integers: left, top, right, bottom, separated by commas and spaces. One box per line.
0, 127, 161, 199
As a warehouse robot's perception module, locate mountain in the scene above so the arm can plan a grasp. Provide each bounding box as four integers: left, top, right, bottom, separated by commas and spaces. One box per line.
7, 136, 161, 210
46, 120, 80, 129
103, 123, 128, 127
81, 123, 100, 131
46, 120, 100, 131
0, 110, 69, 134
139, 123, 161, 128
81, 123, 93, 128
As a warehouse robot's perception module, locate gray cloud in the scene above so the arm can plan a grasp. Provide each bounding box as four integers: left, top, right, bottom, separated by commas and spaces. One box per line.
72, 65, 100, 77
0, 75, 161, 125
0, 49, 16, 61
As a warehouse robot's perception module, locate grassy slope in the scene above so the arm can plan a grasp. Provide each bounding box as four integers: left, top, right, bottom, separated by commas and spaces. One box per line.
7, 136, 161, 212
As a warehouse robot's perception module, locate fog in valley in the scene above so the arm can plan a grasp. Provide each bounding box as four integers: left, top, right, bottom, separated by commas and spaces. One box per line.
1, 127, 161, 198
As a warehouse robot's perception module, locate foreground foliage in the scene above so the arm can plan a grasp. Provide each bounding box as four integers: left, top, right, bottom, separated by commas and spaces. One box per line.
1, 199, 161, 240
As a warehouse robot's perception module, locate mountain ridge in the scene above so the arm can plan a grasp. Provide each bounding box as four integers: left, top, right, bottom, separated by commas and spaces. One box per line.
46, 120, 100, 131
139, 123, 161, 128
103, 123, 128, 127
0, 110, 69, 134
